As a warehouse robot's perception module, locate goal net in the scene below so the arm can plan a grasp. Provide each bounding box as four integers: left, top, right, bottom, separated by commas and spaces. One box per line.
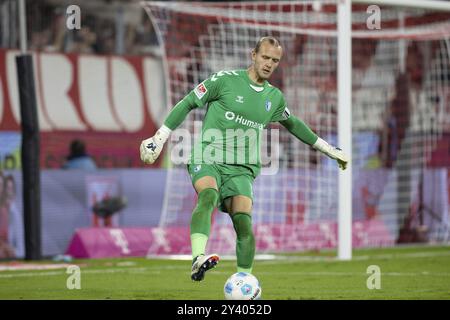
142, 0, 450, 255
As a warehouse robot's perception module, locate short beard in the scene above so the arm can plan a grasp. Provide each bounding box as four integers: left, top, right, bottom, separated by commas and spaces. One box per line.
258, 71, 270, 80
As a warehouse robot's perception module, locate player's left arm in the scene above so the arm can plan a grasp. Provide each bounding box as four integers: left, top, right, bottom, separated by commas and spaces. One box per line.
271, 95, 348, 170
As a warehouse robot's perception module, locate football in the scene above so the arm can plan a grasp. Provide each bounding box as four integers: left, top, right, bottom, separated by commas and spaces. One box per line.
224, 272, 262, 300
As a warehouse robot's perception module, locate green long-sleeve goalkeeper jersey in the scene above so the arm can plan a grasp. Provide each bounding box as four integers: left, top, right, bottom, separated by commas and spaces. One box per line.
164, 69, 317, 177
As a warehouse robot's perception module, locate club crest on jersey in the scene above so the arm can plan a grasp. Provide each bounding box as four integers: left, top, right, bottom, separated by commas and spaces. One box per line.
265, 100, 272, 112
194, 83, 208, 100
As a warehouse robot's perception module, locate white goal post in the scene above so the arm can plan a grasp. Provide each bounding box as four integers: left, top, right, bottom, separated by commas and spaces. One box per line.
338, 0, 352, 260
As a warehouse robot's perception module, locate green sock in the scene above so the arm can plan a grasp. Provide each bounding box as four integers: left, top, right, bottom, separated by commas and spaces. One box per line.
190, 188, 219, 259
191, 233, 208, 261
232, 212, 255, 274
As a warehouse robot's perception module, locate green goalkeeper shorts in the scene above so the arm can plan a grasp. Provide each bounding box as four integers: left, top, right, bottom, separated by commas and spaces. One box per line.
187, 163, 255, 213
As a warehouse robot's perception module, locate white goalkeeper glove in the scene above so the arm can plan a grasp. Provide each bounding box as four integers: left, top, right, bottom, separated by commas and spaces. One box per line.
313, 137, 349, 170
140, 125, 171, 164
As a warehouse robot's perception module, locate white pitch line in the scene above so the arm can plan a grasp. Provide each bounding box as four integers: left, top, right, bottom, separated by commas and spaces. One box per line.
254, 271, 450, 277
146, 250, 450, 263
1, 250, 449, 279
1, 265, 450, 280
0, 267, 151, 279
256, 250, 450, 264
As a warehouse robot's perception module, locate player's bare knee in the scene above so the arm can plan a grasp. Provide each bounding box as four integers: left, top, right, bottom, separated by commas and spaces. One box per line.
231, 196, 253, 214
194, 176, 218, 193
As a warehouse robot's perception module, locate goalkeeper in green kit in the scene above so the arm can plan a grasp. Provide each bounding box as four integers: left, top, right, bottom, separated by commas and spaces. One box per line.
140, 37, 348, 281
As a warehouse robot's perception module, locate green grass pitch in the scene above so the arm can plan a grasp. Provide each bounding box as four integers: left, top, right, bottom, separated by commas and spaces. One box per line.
0, 245, 449, 300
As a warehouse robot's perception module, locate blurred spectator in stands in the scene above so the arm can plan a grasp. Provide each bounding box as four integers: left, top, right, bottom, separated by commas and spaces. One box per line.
406, 42, 424, 91
385, 73, 409, 167
386, 43, 424, 167
361, 185, 382, 220
100, 21, 118, 54
5, 175, 24, 258
0, 171, 8, 241
16, 0, 164, 56
352, 38, 377, 72
67, 26, 99, 54
27, 0, 52, 51
0, 170, 15, 258
46, 7, 67, 52
63, 139, 98, 170
29, 29, 52, 51
365, 135, 383, 169
130, 12, 159, 55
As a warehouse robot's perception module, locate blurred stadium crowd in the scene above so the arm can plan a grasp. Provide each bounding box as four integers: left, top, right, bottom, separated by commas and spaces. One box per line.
0, 0, 246, 55
0, 0, 160, 55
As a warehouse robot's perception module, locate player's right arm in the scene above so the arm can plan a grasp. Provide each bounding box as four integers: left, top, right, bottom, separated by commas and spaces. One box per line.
139, 94, 195, 164
140, 75, 223, 164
